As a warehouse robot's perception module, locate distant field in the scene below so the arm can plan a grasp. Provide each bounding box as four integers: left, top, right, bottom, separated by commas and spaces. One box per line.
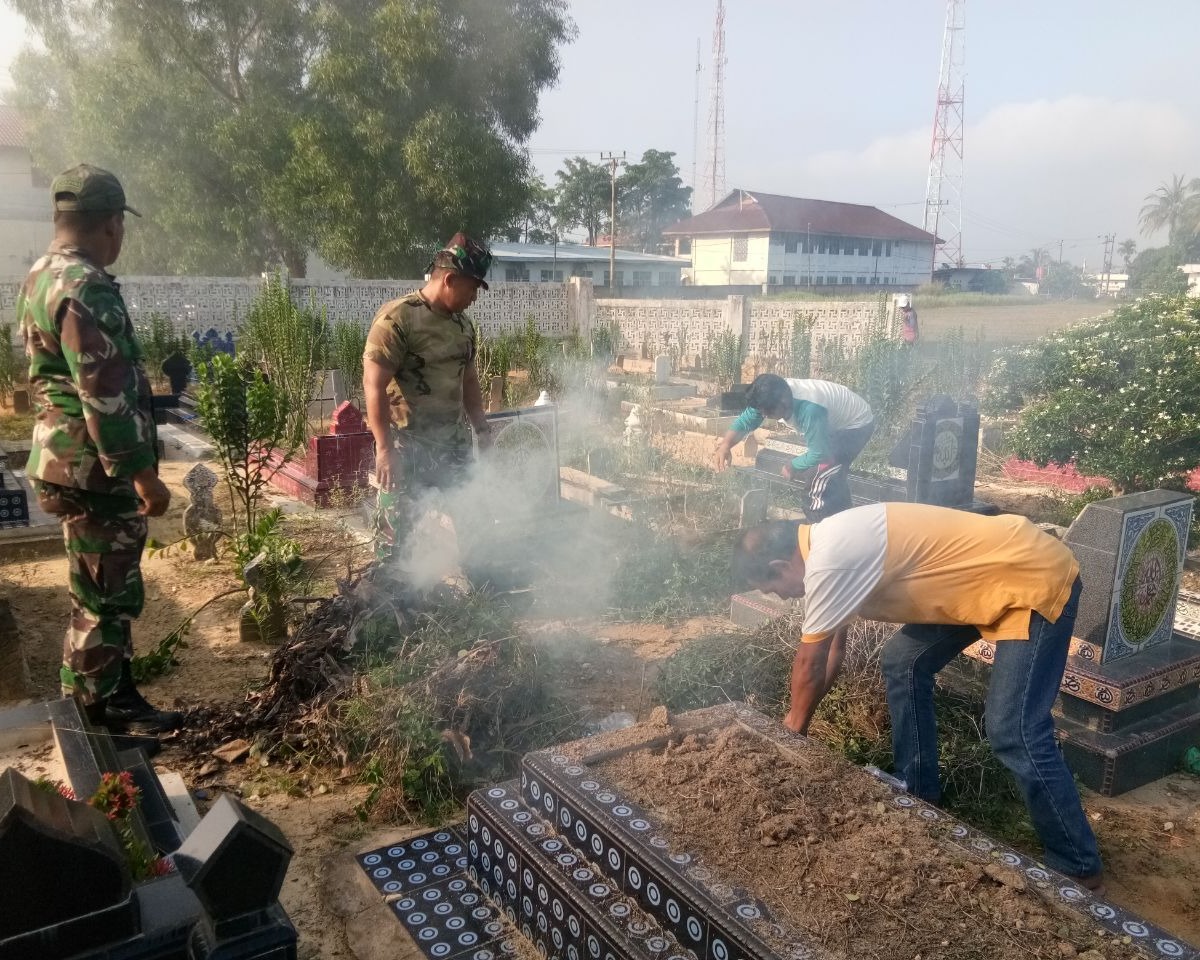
918, 300, 1109, 343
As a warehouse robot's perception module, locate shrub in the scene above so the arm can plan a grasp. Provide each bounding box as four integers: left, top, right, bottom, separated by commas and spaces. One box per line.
134, 313, 189, 387
0, 324, 19, 406
329, 319, 367, 409
984, 294, 1200, 492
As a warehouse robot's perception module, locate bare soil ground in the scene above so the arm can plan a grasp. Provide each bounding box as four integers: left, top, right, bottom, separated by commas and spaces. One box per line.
597, 725, 1145, 960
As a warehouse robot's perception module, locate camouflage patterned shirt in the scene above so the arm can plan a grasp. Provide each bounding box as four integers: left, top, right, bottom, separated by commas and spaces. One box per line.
19, 240, 157, 497
363, 291, 477, 436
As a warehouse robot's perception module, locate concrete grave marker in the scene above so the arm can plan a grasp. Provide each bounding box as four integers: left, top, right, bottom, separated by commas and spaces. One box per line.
182, 463, 222, 561
740, 488, 768, 528
11, 389, 30, 415
1064, 489, 1193, 663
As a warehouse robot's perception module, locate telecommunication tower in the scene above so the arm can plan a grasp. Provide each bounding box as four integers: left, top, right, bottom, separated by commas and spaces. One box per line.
923, 0, 966, 269
692, 39, 702, 201
702, 0, 727, 212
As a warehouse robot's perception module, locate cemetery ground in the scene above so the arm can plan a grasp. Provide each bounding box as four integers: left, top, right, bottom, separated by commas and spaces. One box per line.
3, 415, 1200, 959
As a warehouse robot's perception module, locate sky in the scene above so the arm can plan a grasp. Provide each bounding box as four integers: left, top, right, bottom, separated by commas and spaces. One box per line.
529, 0, 1200, 269
1, 1, 1198, 270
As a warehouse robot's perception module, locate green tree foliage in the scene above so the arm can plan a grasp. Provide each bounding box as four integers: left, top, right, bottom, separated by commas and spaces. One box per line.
330, 320, 368, 410
10, 0, 573, 277
133, 313, 189, 389
1039, 262, 1094, 300
554, 157, 610, 246
499, 175, 557, 245
0, 325, 17, 406
617, 149, 691, 252
1128, 244, 1192, 296
984, 294, 1200, 492
1138, 174, 1199, 243
1118, 239, 1137, 271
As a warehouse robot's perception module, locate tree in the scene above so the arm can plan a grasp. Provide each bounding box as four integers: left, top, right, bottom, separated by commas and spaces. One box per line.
984, 294, 1200, 492
1138, 174, 1197, 243
1039, 262, 1093, 300
1128, 244, 1190, 296
554, 157, 610, 246
500, 175, 557, 245
1118, 239, 1137, 272
617, 149, 691, 252
9, 0, 574, 277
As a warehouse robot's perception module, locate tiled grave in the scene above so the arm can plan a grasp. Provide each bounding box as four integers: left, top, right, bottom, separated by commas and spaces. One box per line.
0, 697, 297, 959
961, 490, 1200, 795
362, 703, 1198, 960
0, 457, 30, 529
269, 401, 375, 507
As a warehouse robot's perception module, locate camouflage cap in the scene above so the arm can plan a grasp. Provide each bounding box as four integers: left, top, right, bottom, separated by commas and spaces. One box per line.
51, 164, 141, 217
427, 232, 491, 289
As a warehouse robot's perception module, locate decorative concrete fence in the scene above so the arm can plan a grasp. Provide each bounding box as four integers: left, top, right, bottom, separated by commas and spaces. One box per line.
2, 273, 899, 371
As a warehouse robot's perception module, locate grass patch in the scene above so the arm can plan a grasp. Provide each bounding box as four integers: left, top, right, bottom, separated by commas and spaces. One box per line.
0, 411, 33, 443
606, 527, 735, 622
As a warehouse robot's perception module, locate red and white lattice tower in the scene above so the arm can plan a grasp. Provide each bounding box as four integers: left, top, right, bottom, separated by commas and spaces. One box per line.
702, 0, 727, 211
923, 0, 966, 269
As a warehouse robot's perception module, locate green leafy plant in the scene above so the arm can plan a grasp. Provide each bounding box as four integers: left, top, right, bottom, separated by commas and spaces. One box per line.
195, 352, 297, 538
329, 319, 367, 410
237, 274, 329, 450
708, 329, 744, 389
133, 313, 189, 388
475, 333, 517, 392
788, 313, 814, 379
0, 324, 17, 407
984, 293, 1200, 492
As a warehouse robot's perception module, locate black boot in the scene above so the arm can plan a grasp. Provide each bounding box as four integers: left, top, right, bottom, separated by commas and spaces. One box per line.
82, 698, 162, 758
105, 660, 185, 735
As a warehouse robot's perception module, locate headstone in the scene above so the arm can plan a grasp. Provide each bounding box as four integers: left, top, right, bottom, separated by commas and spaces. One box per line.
739, 488, 768, 528
653, 353, 672, 385
534, 390, 552, 407
0, 768, 134, 946
488, 376, 504, 412
160, 352, 192, 394
623, 405, 645, 447
328, 369, 349, 408
182, 464, 222, 561
11, 389, 30, 415
586, 448, 613, 479
1063, 490, 1193, 663
902, 395, 980, 506
329, 400, 366, 436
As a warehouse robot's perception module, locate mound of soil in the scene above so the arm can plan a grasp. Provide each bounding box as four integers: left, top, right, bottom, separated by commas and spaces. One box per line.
595, 726, 1143, 960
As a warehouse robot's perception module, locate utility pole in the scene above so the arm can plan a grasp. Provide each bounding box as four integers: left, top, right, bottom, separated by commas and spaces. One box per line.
924, 0, 966, 272
1058, 239, 1064, 265
1100, 233, 1116, 297
691, 38, 702, 202
600, 151, 625, 290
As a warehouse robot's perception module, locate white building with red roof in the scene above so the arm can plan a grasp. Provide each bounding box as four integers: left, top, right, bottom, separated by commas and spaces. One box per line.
663, 188, 939, 289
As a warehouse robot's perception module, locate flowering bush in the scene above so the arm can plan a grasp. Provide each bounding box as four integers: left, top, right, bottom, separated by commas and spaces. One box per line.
984, 294, 1200, 493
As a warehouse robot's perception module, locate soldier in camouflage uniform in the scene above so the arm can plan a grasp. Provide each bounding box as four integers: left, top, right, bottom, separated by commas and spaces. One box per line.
19, 164, 182, 740
362, 233, 495, 562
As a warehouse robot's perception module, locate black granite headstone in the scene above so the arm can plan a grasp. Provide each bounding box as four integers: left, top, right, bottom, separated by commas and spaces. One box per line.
161, 352, 192, 394
0, 768, 134, 949
903, 395, 980, 507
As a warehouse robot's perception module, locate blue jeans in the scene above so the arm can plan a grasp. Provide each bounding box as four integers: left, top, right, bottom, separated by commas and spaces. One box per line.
880, 578, 1101, 877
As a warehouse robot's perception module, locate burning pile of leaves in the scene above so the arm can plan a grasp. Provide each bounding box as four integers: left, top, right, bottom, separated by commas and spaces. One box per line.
181, 571, 581, 821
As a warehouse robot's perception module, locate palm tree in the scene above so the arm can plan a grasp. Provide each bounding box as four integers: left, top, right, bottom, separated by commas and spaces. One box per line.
1138, 174, 1194, 242
1118, 239, 1137, 272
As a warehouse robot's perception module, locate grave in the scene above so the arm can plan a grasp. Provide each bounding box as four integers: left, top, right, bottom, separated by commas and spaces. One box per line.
0, 453, 30, 530
962, 490, 1200, 795
268, 401, 375, 507
0, 697, 297, 959
353, 703, 1199, 960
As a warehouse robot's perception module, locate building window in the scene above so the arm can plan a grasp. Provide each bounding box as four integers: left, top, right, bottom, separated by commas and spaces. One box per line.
658, 271, 675, 286
783, 234, 798, 254
857, 240, 869, 256
615, 271, 625, 286
540, 269, 553, 282
885, 241, 893, 257
571, 264, 592, 278
872, 240, 883, 257
732, 236, 749, 261
814, 276, 824, 285
505, 267, 530, 281
768, 276, 778, 285
677, 237, 692, 254
603, 270, 610, 286
817, 238, 827, 255
856, 276, 866, 284
782, 275, 796, 286
842, 276, 853, 285
632, 270, 652, 287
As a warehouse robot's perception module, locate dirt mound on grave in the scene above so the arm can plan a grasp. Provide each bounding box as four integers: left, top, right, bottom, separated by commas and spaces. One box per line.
596, 725, 1144, 960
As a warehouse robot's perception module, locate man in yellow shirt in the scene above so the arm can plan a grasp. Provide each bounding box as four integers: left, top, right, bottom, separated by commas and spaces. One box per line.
734, 501, 1103, 886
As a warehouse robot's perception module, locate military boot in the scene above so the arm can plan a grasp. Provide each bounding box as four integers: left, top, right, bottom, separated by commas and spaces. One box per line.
82, 698, 162, 758
104, 660, 184, 735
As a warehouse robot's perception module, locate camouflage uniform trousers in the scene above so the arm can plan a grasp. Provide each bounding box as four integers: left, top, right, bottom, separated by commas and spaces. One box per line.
373, 425, 474, 563
35, 481, 146, 704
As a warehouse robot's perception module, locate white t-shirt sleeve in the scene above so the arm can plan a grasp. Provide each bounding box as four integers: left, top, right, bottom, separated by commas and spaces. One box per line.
801, 504, 888, 641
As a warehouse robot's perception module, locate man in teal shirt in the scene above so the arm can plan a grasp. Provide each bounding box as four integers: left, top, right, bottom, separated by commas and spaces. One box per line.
714, 373, 874, 520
